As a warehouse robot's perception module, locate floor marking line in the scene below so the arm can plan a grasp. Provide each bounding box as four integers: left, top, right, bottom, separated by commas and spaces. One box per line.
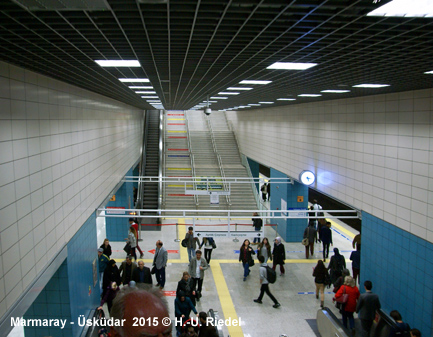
178, 219, 189, 263
211, 261, 244, 337
329, 219, 356, 240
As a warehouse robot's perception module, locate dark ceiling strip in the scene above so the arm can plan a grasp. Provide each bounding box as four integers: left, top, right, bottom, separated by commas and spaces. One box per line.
173, 0, 201, 106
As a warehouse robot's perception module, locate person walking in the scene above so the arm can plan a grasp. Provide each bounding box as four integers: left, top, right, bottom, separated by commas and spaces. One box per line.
97, 248, 110, 294
153, 240, 168, 289
356, 280, 381, 337
100, 238, 112, 258
328, 248, 346, 285
350, 245, 361, 285
272, 237, 286, 276
125, 226, 137, 261
102, 259, 121, 298
175, 291, 198, 336
132, 260, 152, 286
253, 255, 281, 308
119, 255, 137, 286
260, 183, 267, 201
177, 271, 197, 306
257, 237, 272, 263
313, 260, 329, 308
199, 237, 215, 264
252, 212, 263, 244
185, 227, 200, 262
188, 250, 209, 301
333, 276, 360, 335
303, 220, 317, 259
320, 221, 333, 262
129, 218, 144, 258
239, 239, 255, 281
311, 199, 323, 230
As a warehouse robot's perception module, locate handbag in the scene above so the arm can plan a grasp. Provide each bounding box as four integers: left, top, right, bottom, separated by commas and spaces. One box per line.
151, 266, 156, 275
123, 242, 131, 254
181, 238, 188, 248
302, 227, 310, 246
335, 286, 349, 304
248, 258, 255, 267
211, 241, 217, 249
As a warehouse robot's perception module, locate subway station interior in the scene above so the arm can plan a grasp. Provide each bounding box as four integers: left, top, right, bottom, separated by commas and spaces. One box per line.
0, 0, 433, 336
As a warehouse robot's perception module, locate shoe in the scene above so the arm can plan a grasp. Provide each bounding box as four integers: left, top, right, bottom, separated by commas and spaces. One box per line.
196, 296, 200, 302
159, 286, 164, 290
155, 283, 160, 287
280, 273, 284, 276
253, 299, 262, 304
320, 301, 324, 308
316, 293, 319, 299
243, 277, 246, 281
273, 303, 281, 308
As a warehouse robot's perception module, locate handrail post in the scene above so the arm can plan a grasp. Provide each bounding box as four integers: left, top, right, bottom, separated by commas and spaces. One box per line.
174, 222, 180, 242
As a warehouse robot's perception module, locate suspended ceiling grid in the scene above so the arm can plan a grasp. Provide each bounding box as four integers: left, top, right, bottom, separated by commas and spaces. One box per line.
0, 0, 432, 111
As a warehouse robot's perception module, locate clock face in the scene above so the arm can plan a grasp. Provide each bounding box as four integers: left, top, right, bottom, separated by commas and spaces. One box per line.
299, 170, 315, 185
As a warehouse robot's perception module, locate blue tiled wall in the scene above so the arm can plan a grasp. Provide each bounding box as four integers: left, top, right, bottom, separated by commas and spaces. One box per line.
23, 261, 72, 337
66, 212, 101, 337
106, 167, 134, 241
361, 212, 433, 337
247, 157, 260, 193
269, 168, 308, 242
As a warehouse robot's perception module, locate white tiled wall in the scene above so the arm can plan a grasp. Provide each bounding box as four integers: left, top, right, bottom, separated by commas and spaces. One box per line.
0, 61, 143, 317
225, 88, 433, 243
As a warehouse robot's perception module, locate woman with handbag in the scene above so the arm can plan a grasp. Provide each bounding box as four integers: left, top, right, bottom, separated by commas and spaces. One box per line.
333, 276, 360, 335
313, 260, 329, 308
239, 239, 255, 281
199, 237, 216, 264
303, 220, 317, 259
126, 226, 137, 261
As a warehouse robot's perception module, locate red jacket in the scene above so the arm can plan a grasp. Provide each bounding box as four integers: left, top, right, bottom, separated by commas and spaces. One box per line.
334, 285, 360, 312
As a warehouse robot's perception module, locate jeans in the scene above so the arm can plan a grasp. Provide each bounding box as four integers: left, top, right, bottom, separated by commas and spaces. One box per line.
155, 267, 166, 288
342, 311, 355, 329
192, 277, 203, 293
257, 284, 278, 304
187, 247, 195, 262
242, 262, 250, 278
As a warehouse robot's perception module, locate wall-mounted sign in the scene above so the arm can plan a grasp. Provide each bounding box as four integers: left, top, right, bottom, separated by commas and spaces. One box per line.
299, 170, 315, 185
110, 195, 116, 201
297, 196, 304, 202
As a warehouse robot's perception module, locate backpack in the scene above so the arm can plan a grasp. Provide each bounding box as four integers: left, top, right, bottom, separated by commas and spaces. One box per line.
265, 266, 277, 284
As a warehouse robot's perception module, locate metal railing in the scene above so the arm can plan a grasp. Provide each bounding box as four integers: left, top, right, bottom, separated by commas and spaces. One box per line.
162, 110, 167, 207
158, 110, 164, 217
136, 111, 149, 210
185, 111, 199, 205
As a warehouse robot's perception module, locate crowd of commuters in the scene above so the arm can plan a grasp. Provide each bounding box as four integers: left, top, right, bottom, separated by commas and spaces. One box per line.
95, 213, 422, 337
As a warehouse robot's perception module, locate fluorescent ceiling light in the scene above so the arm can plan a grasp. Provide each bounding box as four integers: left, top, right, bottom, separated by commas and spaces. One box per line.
210, 97, 228, 99
266, 62, 317, 70
218, 92, 240, 95
320, 90, 351, 93
95, 60, 141, 67
146, 100, 161, 102
119, 78, 150, 82
277, 98, 296, 101
367, 0, 433, 17
141, 96, 159, 98
352, 84, 390, 88
248, 104, 261, 106
135, 91, 156, 94
128, 86, 153, 89
424, 70, 433, 74
298, 94, 322, 97
209, 101, 218, 103
227, 87, 253, 90
259, 101, 274, 104
239, 80, 272, 85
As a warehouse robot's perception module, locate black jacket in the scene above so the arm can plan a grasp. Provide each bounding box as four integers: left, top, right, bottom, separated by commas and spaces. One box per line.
272, 243, 286, 265
132, 266, 152, 285
239, 245, 255, 263
177, 278, 195, 298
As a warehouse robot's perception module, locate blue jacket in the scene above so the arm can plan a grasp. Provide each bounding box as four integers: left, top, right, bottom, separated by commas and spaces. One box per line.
98, 254, 110, 273
175, 296, 197, 318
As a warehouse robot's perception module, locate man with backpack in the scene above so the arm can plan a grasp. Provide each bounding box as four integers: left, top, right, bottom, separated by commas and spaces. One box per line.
253, 255, 280, 308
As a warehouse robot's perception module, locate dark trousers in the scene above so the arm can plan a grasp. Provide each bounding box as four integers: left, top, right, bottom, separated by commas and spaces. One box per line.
130, 247, 137, 261
253, 227, 261, 243
192, 277, 203, 293
204, 248, 212, 263
342, 311, 355, 329
353, 267, 360, 285
155, 267, 166, 287
272, 263, 285, 275
322, 242, 330, 259
257, 283, 278, 304
305, 242, 314, 258
360, 319, 373, 337
262, 192, 267, 201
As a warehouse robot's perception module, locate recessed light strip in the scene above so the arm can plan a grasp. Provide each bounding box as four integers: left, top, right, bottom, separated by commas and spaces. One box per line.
352, 84, 390, 88
119, 78, 150, 82
239, 80, 272, 85
95, 60, 141, 67
266, 62, 317, 70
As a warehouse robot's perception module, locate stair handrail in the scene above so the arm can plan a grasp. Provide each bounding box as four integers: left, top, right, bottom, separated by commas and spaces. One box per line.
207, 116, 231, 206
136, 111, 149, 211
185, 112, 199, 205
158, 110, 164, 215
241, 153, 263, 211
